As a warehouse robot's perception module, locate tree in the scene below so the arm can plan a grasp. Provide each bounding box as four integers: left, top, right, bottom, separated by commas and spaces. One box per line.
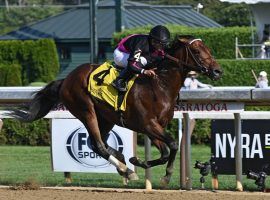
130, 0, 250, 27
0, 1, 48, 34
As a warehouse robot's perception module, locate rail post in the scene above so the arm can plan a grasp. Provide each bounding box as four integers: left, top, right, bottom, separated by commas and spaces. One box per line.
183, 113, 192, 190
144, 135, 152, 190
234, 112, 243, 191
64, 172, 72, 183
179, 117, 186, 189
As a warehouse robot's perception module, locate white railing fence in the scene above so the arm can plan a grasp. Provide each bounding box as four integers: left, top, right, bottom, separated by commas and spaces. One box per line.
1, 86, 270, 191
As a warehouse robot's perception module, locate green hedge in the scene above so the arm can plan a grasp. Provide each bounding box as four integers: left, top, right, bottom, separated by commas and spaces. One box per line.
0, 119, 50, 146
112, 25, 253, 59
200, 59, 270, 86
0, 63, 22, 86
0, 38, 59, 85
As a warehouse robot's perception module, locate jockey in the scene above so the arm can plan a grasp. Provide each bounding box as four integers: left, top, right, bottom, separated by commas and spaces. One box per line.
111, 25, 171, 92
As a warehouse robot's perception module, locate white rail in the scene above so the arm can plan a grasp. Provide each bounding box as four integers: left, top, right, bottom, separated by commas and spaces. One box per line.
1, 86, 270, 191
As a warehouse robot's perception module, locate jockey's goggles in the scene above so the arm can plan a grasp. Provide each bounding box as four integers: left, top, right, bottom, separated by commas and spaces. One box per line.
152, 39, 169, 47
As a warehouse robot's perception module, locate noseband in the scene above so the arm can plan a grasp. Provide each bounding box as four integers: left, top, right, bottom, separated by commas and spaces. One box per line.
165, 39, 209, 74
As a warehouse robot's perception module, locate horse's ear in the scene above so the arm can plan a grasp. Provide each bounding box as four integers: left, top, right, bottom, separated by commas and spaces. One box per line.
177, 35, 189, 44
178, 35, 195, 44
178, 38, 188, 44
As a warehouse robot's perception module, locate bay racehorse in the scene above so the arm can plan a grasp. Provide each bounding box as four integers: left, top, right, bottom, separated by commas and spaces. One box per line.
10, 35, 222, 187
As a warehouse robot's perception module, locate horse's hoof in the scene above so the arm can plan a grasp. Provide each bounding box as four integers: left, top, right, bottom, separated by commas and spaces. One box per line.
160, 177, 170, 189
129, 157, 138, 165
129, 157, 148, 169
123, 177, 129, 186
128, 172, 139, 181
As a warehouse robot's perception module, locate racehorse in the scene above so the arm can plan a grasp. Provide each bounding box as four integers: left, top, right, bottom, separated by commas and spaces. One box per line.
10, 35, 222, 187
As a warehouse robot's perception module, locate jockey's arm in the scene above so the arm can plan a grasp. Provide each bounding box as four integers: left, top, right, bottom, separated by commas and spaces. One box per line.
128, 60, 156, 77
128, 60, 145, 74
128, 43, 156, 77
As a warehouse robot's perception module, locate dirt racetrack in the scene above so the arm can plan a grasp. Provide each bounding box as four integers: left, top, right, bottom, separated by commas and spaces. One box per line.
1, 186, 270, 200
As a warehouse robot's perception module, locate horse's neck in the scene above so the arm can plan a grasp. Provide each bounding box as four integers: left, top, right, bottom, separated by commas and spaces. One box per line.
152, 46, 187, 102
155, 65, 184, 102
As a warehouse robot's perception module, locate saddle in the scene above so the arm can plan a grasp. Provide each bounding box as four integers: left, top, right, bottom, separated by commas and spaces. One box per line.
88, 62, 136, 111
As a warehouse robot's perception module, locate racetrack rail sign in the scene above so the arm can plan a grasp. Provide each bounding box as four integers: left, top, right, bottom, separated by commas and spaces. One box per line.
51, 119, 134, 173
174, 102, 244, 112
211, 119, 270, 175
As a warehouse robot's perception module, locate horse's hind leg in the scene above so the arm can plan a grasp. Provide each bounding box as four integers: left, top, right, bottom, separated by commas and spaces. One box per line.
81, 113, 133, 178
97, 116, 138, 180
61, 88, 135, 180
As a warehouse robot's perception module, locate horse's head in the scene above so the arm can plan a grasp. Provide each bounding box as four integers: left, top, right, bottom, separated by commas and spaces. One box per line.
168, 35, 222, 80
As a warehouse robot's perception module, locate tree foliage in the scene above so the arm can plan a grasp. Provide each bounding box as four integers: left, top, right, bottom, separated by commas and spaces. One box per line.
0, 39, 59, 85
0, 1, 64, 35
132, 0, 251, 27
0, 63, 22, 86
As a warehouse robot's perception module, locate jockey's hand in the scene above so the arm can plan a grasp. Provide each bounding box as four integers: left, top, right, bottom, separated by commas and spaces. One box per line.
143, 69, 157, 77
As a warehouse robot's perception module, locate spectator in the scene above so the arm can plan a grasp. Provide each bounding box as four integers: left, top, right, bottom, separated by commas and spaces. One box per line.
262, 30, 270, 58
264, 40, 270, 58
180, 71, 212, 159
255, 71, 268, 88
258, 45, 267, 59
184, 71, 212, 90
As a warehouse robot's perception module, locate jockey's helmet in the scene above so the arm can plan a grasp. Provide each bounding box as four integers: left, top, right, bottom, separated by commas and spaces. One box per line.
149, 25, 170, 46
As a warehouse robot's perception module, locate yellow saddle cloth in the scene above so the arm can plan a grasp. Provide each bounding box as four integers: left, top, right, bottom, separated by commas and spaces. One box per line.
88, 62, 136, 111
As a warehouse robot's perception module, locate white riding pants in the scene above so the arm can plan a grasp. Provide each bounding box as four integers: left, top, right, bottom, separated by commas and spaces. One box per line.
113, 48, 147, 68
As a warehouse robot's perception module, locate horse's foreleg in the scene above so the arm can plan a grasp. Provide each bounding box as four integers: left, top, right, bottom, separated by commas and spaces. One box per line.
98, 117, 138, 181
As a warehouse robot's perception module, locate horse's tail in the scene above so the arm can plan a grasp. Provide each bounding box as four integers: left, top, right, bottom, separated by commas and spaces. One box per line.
10, 79, 64, 122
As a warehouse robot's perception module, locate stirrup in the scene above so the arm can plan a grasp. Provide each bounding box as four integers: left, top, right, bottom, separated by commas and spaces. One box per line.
112, 80, 127, 92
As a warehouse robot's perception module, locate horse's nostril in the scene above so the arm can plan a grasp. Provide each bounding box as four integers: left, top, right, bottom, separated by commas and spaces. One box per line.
213, 69, 222, 76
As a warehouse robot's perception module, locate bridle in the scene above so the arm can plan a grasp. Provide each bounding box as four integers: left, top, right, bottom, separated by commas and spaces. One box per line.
165, 38, 211, 75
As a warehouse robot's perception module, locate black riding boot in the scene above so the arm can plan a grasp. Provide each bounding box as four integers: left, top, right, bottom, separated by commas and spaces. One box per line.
112, 68, 133, 92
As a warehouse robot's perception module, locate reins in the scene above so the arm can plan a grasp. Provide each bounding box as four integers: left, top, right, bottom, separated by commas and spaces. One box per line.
165, 38, 209, 74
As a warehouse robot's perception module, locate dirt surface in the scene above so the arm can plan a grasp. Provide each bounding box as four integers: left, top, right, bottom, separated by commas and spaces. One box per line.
1, 187, 270, 200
